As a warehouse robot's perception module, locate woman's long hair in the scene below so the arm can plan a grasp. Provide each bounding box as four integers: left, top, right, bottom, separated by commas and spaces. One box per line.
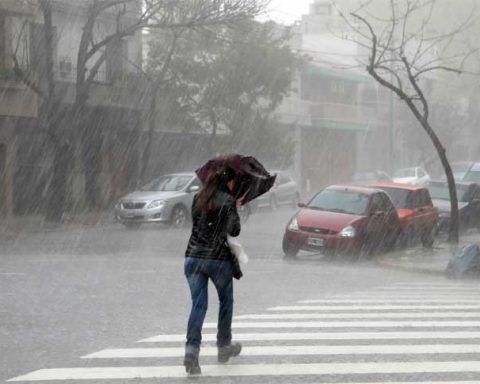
195, 166, 236, 213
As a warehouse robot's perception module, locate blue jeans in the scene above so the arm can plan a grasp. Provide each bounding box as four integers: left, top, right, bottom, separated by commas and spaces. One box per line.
184, 257, 234, 355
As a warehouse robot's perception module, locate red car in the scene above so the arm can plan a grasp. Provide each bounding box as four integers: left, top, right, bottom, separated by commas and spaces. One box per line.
282, 185, 401, 259
369, 182, 438, 247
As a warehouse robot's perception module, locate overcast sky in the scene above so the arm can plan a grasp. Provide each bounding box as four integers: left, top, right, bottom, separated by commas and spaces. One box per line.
262, 0, 314, 25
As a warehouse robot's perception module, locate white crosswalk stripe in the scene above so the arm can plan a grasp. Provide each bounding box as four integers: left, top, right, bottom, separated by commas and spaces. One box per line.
235, 312, 480, 319
82, 344, 480, 359
139, 331, 480, 342
8, 280, 480, 382
268, 304, 480, 311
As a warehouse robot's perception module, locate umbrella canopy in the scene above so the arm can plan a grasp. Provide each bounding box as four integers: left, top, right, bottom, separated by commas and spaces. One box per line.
195, 154, 276, 204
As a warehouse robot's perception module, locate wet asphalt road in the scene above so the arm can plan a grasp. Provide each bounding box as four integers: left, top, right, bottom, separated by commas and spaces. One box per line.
2, 207, 480, 383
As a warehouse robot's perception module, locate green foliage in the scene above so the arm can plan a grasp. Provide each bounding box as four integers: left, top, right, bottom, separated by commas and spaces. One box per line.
146, 19, 298, 166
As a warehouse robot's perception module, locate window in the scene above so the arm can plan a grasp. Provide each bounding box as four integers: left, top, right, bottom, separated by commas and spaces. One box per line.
29, 22, 57, 76
308, 189, 369, 216
370, 193, 388, 213
417, 190, 431, 208
381, 187, 413, 209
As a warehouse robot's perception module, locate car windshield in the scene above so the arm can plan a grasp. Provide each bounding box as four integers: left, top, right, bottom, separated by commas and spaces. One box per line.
141, 175, 192, 192
379, 187, 412, 208
428, 184, 470, 202
307, 189, 369, 215
464, 170, 480, 183
451, 162, 471, 173
394, 168, 416, 178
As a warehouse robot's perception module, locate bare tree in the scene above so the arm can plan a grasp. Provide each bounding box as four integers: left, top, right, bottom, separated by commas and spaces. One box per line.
11, 0, 267, 219
337, 0, 479, 243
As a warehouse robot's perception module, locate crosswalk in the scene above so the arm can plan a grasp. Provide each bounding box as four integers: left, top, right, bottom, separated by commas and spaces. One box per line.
8, 281, 480, 383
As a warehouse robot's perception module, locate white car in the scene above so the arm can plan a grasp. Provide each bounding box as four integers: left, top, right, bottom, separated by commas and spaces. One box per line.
393, 166, 430, 185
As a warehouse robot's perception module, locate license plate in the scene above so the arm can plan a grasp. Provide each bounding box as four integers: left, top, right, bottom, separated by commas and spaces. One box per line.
307, 237, 324, 247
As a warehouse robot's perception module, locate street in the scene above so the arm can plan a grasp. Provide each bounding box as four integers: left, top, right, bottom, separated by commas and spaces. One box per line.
2, 207, 480, 383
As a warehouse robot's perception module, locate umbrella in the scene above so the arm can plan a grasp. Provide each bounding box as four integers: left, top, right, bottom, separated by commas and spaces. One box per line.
195, 154, 276, 204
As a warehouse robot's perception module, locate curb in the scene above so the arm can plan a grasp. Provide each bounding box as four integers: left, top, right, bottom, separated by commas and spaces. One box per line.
376, 257, 447, 277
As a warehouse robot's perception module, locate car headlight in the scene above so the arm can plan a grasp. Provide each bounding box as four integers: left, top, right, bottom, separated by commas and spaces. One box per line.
287, 217, 299, 231
147, 200, 166, 209
339, 225, 356, 237
115, 202, 122, 209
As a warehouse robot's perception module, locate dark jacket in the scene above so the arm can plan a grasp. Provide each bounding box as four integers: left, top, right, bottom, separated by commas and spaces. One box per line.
185, 187, 241, 262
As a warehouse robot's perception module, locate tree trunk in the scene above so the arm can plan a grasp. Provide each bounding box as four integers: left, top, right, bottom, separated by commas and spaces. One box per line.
40, 0, 72, 222
403, 99, 459, 243
46, 140, 72, 222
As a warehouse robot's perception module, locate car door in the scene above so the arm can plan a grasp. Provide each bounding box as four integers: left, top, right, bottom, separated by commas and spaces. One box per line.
415, 189, 436, 232
468, 185, 480, 228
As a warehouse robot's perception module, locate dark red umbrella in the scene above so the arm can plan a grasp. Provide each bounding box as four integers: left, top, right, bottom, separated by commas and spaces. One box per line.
195, 154, 276, 204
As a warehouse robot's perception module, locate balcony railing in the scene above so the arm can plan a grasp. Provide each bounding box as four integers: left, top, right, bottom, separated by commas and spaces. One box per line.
276, 97, 378, 127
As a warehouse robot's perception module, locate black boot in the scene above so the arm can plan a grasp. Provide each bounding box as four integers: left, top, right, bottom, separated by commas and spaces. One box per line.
184, 353, 201, 375
218, 342, 242, 363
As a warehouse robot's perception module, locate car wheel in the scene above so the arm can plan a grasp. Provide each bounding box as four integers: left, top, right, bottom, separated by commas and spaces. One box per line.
170, 205, 188, 228
421, 225, 436, 248
123, 222, 141, 230
282, 235, 299, 258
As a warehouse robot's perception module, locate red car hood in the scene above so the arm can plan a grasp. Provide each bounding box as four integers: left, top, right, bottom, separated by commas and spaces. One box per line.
297, 208, 362, 232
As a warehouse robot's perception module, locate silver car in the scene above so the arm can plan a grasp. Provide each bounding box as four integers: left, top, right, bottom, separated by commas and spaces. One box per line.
115, 173, 201, 229
254, 170, 300, 210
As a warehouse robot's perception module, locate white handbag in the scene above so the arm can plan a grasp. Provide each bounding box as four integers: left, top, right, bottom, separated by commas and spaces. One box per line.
227, 236, 249, 265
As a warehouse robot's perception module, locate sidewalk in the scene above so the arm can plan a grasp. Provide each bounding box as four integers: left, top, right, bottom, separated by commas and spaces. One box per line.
377, 232, 480, 277
0, 211, 116, 241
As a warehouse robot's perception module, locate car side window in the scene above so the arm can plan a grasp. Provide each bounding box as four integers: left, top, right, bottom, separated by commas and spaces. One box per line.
418, 168, 425, 178
370, 193, 387, 213
405, 191, 415, 209
188, 178, 201, 190
380, 192, 395, 212
417, 189, 431, 207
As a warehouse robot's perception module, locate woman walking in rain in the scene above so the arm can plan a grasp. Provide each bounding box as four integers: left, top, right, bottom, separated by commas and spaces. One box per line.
183, 165, 243, 375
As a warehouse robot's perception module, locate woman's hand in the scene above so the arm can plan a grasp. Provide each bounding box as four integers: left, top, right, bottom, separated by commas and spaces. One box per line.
236, 198, 243, 210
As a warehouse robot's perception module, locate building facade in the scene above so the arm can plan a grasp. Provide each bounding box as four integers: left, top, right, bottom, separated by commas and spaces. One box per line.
0, 0, 146, 216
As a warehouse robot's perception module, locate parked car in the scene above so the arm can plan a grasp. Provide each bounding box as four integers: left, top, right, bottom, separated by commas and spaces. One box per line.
463, 162, 480, 183
426, 180, 480, 233
351, 170, 391, 184
392, 166, 430, 184
369, 182, 438, 247
254, 171, 300, 210
450, 161, 474, 181
115, 173, 201, 229
115, 172, 251, 229
282, 185, 401, 259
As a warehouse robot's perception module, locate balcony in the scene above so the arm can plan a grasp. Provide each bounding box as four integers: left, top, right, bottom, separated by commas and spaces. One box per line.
276, 97, 378, 131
